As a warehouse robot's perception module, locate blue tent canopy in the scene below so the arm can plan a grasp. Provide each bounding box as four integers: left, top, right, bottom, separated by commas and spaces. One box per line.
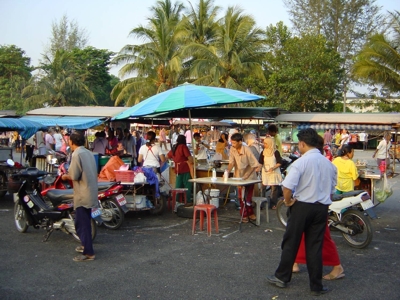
21, 116, 104, 129
0, 118, 47, 139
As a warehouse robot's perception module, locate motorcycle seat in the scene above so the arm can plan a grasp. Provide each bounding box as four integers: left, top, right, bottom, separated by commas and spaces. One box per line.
332, 190, 364, 201
98, 182, 115, 191
46, 189, 74, 203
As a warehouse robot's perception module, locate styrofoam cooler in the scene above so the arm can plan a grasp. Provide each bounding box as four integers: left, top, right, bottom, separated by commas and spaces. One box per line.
205, 189, 220, 208
135, 195, 147, 209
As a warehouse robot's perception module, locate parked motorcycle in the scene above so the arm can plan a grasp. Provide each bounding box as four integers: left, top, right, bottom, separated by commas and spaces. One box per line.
276, 190, 374, 249
12, 167, 97, 242
42, 162, 128, 230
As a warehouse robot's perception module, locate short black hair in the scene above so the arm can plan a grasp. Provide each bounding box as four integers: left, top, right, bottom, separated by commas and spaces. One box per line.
297, 128, 319, 148
317, 135, 324, 154
267, 124, 278, 133
70, 131, 85, 147
340, 144, 353, 156
231, 133, 243, 142
193, 132, 201, 138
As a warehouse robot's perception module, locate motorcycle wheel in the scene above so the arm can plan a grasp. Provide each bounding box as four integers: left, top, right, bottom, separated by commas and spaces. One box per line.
149, 194, 166, 215
101, 198, 125, 230
340, 209, 373, 249
68, 212, 97, 242
276, 199, 289, 228
0, 172, 7, 198
14, 202, 29, 233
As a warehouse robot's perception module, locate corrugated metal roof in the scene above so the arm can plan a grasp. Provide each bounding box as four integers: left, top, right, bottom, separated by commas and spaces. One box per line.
26, 106, 127, 118
275, 113, 400, 125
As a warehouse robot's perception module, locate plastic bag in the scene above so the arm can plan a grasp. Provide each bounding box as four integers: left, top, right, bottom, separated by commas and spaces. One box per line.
374, 173, 393, 203
196, 191, 205, 205
211, 153, 222, 161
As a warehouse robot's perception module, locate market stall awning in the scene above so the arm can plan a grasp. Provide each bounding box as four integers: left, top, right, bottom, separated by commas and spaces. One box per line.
0, 118, 47, 139
275, 113, 400, 126
21, 116, 105, 129
297, 123, 392, 131
26, 106, 127, 118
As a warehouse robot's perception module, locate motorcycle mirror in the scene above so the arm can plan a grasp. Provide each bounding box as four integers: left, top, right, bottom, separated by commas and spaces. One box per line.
6, 159, 15, 167
66, 147, 71, 154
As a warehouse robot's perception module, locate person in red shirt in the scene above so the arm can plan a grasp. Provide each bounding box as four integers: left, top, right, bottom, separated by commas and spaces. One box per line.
167, 135, 194, 205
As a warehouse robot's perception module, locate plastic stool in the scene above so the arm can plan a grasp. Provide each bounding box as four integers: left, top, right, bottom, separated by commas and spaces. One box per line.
252, 197, 270, 225
192, 204, 219, 237
169, 188, 188, 211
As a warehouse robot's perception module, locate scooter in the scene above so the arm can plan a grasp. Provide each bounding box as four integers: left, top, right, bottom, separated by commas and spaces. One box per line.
276, 190, 374, 249
12, 167, 97, 242
42, 162, 128, 230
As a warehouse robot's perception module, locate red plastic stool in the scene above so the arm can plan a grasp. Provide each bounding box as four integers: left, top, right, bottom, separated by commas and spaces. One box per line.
192, 204, 219, 237
168, 188, 188, 211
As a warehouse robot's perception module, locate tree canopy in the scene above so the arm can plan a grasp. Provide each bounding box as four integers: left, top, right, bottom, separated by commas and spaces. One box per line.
0, 45, 32, 113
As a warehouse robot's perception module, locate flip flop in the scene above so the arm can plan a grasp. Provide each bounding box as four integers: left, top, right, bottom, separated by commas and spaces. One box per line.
240, 217, 249, 223
75, 246, 84, 253
73, 255, 95, 262
323, 273, 345, 280
292, 269, 300, 273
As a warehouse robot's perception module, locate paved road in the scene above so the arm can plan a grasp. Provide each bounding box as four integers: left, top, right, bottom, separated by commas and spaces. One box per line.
0, 150, 399, 299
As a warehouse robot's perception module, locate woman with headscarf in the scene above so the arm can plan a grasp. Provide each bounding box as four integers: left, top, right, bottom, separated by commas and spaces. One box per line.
259, 136, 282, 209
215, 132, 228, 160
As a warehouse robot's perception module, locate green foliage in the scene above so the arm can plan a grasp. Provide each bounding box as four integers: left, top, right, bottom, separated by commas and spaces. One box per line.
70, 47, 116, 106
284, 0, 383, 109
22, 50, 96, 108
0, 45, 32, 114
352, 11, 400, 94
183, 6, 266, 90
111, 0, 185, 106
46, 14, 89, 58
262, 23, 344, 112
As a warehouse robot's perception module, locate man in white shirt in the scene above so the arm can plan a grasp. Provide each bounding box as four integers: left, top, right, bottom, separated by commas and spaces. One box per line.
193, 132, 209, 164
358, 132, 368, 150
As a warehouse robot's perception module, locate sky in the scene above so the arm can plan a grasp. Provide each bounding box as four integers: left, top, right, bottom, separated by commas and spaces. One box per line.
1, 0, 399, 93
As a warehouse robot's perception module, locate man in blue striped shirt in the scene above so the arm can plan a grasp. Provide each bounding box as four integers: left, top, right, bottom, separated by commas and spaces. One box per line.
267, 128, 337, 296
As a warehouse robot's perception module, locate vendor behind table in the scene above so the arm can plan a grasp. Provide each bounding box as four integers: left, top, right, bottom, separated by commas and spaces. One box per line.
226, 133, 260, 222
193, 132, 209, 165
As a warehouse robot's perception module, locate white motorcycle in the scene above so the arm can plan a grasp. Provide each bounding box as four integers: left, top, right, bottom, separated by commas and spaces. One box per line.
276, 190, 374, 249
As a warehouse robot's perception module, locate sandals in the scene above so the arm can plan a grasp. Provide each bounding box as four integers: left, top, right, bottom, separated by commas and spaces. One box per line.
73, 254, 95, 262
249, 214, 257, 221
75, 246, 84, 253
240, 217, 249, 223
323, 273, 345, 280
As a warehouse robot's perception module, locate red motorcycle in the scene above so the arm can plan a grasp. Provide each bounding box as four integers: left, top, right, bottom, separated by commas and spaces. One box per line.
42, 162, 128, 230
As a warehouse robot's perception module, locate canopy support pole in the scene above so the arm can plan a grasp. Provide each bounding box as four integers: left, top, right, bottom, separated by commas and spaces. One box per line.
189, 110, 197, 204
391, 126, 399, 178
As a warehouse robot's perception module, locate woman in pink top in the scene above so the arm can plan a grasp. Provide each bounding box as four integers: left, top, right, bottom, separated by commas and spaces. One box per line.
159, 128, 167, 151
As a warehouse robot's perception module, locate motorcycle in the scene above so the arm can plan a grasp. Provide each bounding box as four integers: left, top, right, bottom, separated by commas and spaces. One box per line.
276, 190, 374, 249
12, 167, 97, 242
42, 162, 128, 230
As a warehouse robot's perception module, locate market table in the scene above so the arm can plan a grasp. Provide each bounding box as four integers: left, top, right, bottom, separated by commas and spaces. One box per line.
357, 169, 382, 207
189, 177, 262, 231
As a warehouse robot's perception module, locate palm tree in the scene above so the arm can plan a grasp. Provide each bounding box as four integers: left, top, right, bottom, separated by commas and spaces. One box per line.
111, 0, 185, 106
352, 11, 400, 93
181, 0, 221, 45
22, 50, 95, 108
181, 6, 266, 90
